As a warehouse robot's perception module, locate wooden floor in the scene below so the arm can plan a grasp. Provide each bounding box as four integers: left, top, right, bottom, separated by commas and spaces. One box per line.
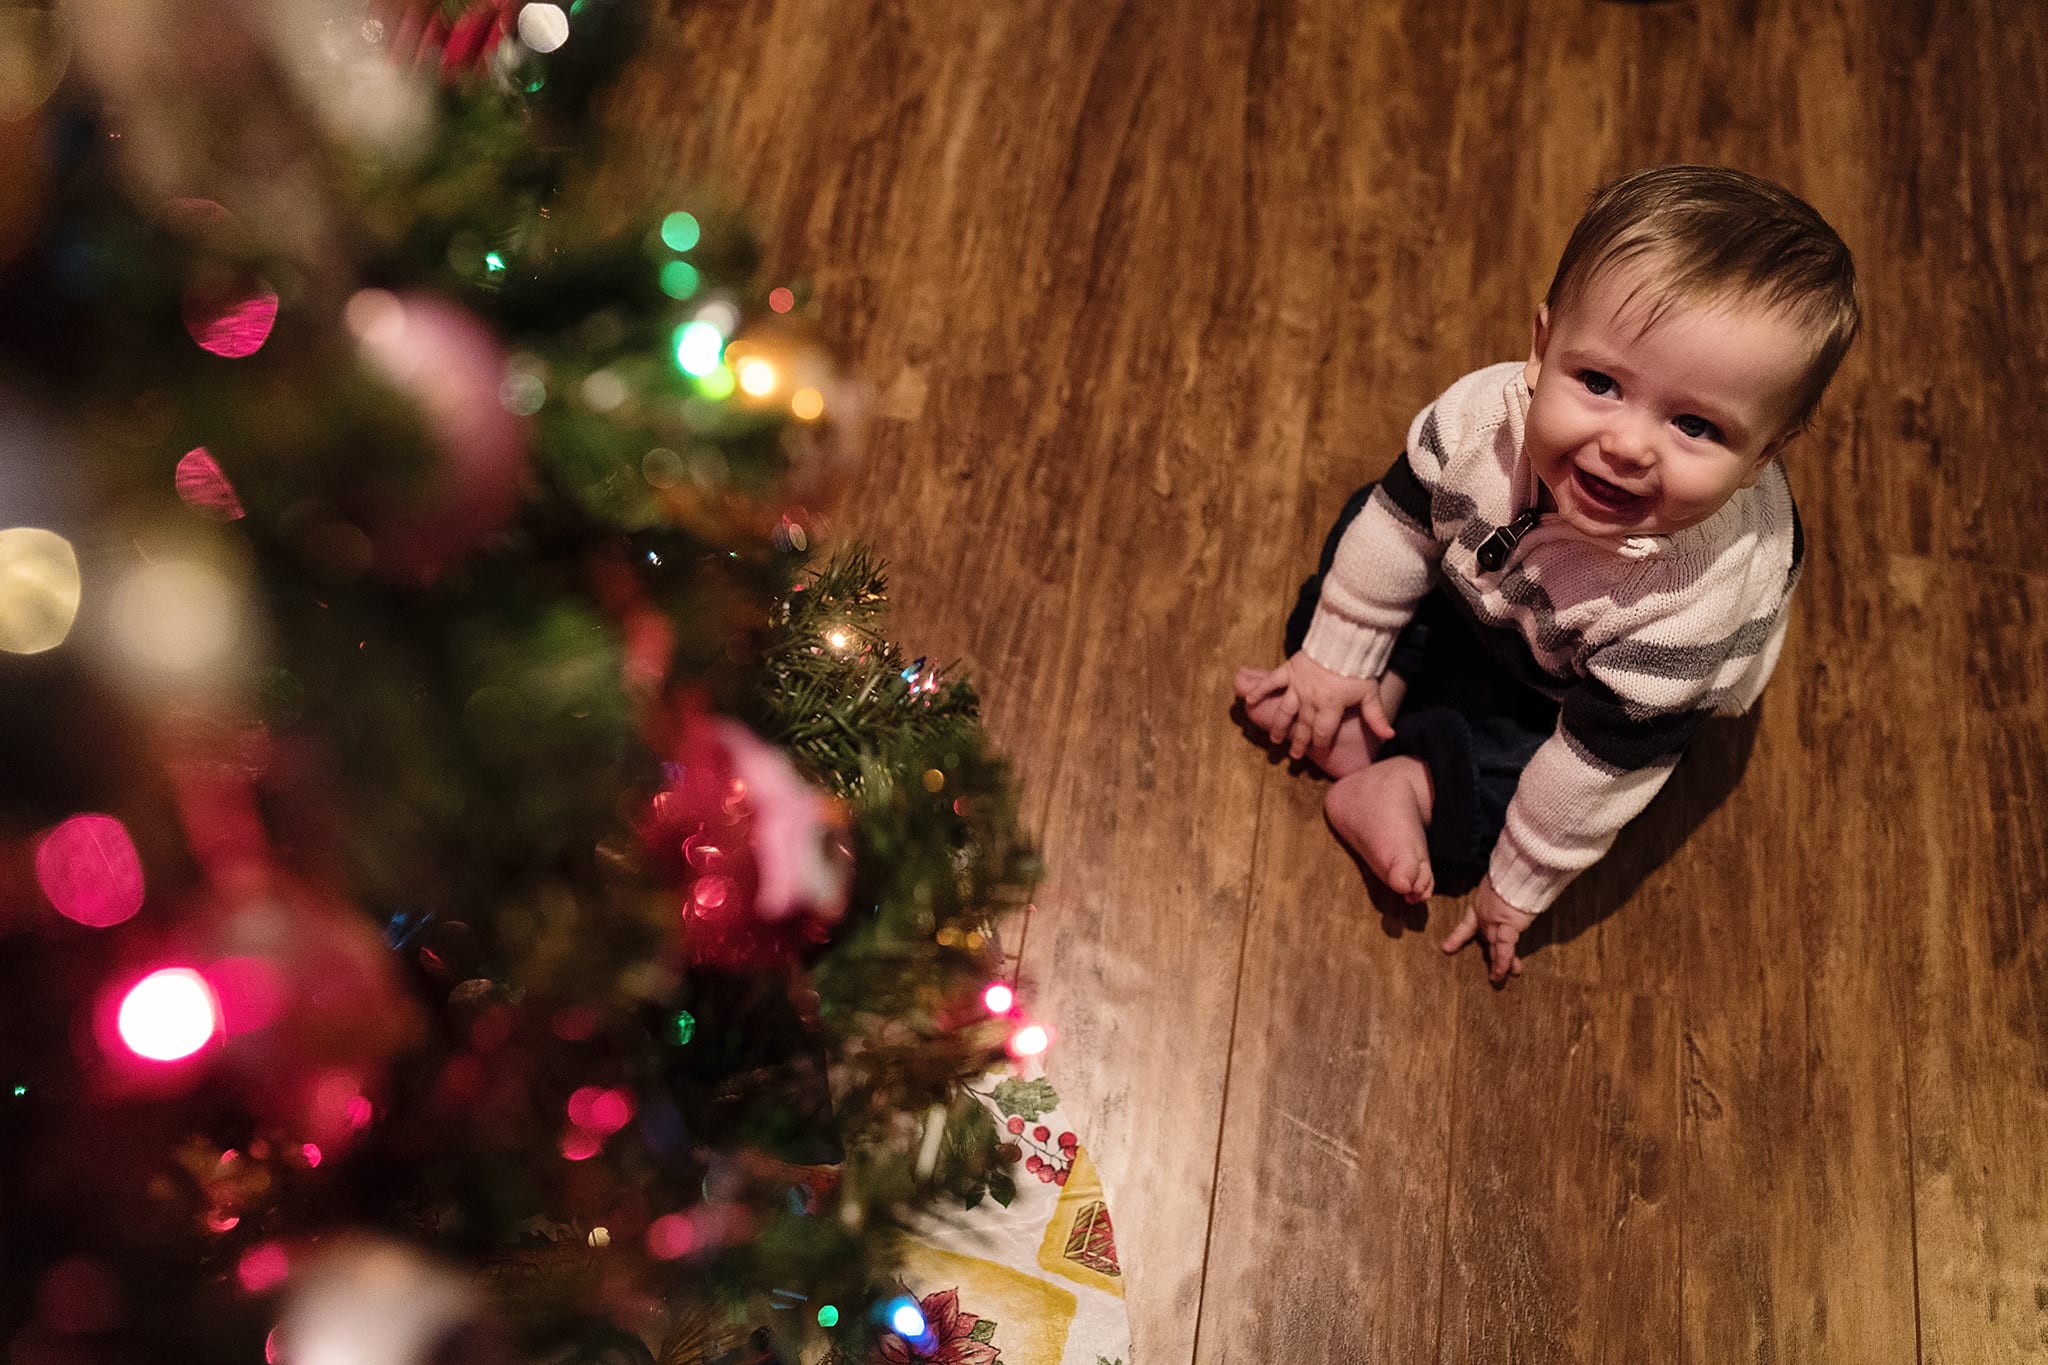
623, 3, 2048, 1360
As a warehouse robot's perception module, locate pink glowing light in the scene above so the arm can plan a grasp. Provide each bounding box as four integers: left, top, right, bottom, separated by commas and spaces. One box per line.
175, 448, 245, 519
300, 1143, 323, 1168
116, 968, 220, 1062
237, 1243, 290, 1293
646, 1213, 695, 1259
184, 286, 279, 358
768, 287, 794, 314
981, 982, 1015, 1015
559, 1126, 603, 1161
36, 814, 145, 928
568, 1085, 635, 1135
1005, 1022, 1051, 1060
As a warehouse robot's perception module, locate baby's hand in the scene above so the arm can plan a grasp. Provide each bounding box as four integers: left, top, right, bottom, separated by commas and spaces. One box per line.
1235, 653, 1394, 761
1441, 877, 1539, 985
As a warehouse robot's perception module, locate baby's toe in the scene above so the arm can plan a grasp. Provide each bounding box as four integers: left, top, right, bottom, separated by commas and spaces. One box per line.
1407, 863, 1435, 904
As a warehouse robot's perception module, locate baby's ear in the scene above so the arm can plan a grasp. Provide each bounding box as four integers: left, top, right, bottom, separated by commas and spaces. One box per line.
1741, 427, 1799, 487
1523, 303, 1552, 390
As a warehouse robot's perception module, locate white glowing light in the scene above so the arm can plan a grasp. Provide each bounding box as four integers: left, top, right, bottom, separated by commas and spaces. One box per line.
517, 3, 570, 53
117, 968, 220, 1062
737, 357, 778, 397
825, 628, 851, 651
1006, 1023, 1051, 1058
982, 982, 1015, 1015
888, 1301, 928, 1338
0, 527, 81, 654
110, 558, 240, 675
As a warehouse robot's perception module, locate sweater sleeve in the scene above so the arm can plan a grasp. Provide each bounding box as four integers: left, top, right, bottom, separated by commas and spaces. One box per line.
1299, 406, 1455, 679
1489, 583, 1803, 911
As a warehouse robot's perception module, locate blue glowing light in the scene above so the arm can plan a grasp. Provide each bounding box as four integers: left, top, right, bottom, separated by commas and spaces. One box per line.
887, 1299, 928, 1338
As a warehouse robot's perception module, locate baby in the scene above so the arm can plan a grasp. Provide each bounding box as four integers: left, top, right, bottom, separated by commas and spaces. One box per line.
1236, 165, 1859, 984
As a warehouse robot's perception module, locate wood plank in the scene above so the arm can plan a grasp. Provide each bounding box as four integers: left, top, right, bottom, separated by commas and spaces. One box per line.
1885, 556, 2048, 1364
1438, 980, 1680, 1363
1195, 763, 1458, 1363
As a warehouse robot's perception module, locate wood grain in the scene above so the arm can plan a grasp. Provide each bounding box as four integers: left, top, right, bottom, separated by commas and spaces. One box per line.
619, 1, 2048, 1359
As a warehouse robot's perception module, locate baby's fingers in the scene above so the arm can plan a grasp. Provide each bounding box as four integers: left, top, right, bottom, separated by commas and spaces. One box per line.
1440, 907, 1480, 956
1484, 924, 1525, 985
1234, 664, 1290, 704
1357, 686, 1397, 742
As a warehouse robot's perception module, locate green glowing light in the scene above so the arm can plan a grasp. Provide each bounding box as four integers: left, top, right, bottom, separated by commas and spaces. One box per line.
484, 251, 506, 273
667, 1011, 696, 1046
10, 1085, 25, 1098
816, 1305, 839, 1328
659, 260, 701, 300
673, 320, 724, 376
660, 212, 701, 253
695, 364, 736, 400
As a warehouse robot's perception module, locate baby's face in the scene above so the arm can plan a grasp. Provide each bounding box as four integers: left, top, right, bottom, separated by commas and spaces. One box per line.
1522, 264, 1813, 539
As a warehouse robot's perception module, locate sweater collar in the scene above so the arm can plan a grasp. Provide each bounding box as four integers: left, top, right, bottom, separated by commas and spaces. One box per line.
1505, 371, 1669, 561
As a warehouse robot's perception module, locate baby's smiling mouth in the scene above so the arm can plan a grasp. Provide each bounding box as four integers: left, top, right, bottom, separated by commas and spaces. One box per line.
1572, 466, 1651, 515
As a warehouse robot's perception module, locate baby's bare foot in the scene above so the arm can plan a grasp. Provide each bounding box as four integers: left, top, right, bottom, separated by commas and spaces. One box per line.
1325, 756, 1436, 903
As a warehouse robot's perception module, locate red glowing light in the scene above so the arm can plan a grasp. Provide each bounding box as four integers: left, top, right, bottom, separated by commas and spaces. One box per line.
982, 982, 1015, 1015
1005, 1022, 1051, 1059
205, 1210, 241, 1233
344, 1095, 374, 1130
560, 1127, 603, 1161
646, 1213, 695, 1259
237, 1242, 290, 1293
36, 814, 145, 928
768, 287, 795, 314
116, 968, 220, 1061
300, 1143, 323, 1168
175, 448, 246, 519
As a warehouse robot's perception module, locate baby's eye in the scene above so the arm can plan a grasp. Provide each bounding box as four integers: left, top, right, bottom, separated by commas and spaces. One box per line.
1579, 370, 1616, 397
1673, 414, 1721, 442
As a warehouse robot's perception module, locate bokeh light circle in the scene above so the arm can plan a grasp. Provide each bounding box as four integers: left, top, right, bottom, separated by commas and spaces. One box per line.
35, 814, 145, 927
0, 526, 82, 654
116, 968, 220, 1062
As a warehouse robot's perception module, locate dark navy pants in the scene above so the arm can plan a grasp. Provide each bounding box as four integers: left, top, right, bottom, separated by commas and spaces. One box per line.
1284, 481, 1559, 894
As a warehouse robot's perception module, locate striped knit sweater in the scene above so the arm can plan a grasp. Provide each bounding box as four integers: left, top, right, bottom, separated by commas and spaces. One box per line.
1301, 362, 1804, 913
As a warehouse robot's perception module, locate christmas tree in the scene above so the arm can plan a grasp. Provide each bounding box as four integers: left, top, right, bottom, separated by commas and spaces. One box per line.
0, 4, 1042, 1361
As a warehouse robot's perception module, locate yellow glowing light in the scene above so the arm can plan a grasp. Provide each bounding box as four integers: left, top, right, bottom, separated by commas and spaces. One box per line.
825, 628, 851, 651
737, 358, 778, 397
0, 527, 82, 654
790, 387, 825, 421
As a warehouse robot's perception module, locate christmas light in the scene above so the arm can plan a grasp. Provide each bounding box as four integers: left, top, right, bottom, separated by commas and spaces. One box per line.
982, 982, 1015, 1015
0, 526, 81, 654
673, 320, 723, 376
1006, 1022, 1051, 1059
885, 1298, 929, 1341
517, 3, 570, 53
116, 968, 220, 1062
175, 449, 245, 520
36, 814, 145, 928
659, 259, 700, 299
791, 387, 824, 420
769, 287, 795, 314
737, 357, 778, 396
816, 1304, 840, 1328
659, 211, 701, 253
646, 1212, 694, 1258
238, 1243, 290, 1293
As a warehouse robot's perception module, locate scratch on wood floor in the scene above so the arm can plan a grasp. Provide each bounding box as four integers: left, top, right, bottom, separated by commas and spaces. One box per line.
1279, 1110, 1362, 1172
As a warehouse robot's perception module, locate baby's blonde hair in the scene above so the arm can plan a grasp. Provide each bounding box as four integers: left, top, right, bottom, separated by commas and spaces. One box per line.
1545, 165, 1861, 430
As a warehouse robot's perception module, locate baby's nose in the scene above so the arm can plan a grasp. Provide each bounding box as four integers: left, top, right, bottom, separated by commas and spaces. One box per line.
1599, 416, 1657, 468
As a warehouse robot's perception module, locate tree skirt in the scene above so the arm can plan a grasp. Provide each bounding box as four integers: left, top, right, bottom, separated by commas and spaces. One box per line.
883, 1072, 1131, 1365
